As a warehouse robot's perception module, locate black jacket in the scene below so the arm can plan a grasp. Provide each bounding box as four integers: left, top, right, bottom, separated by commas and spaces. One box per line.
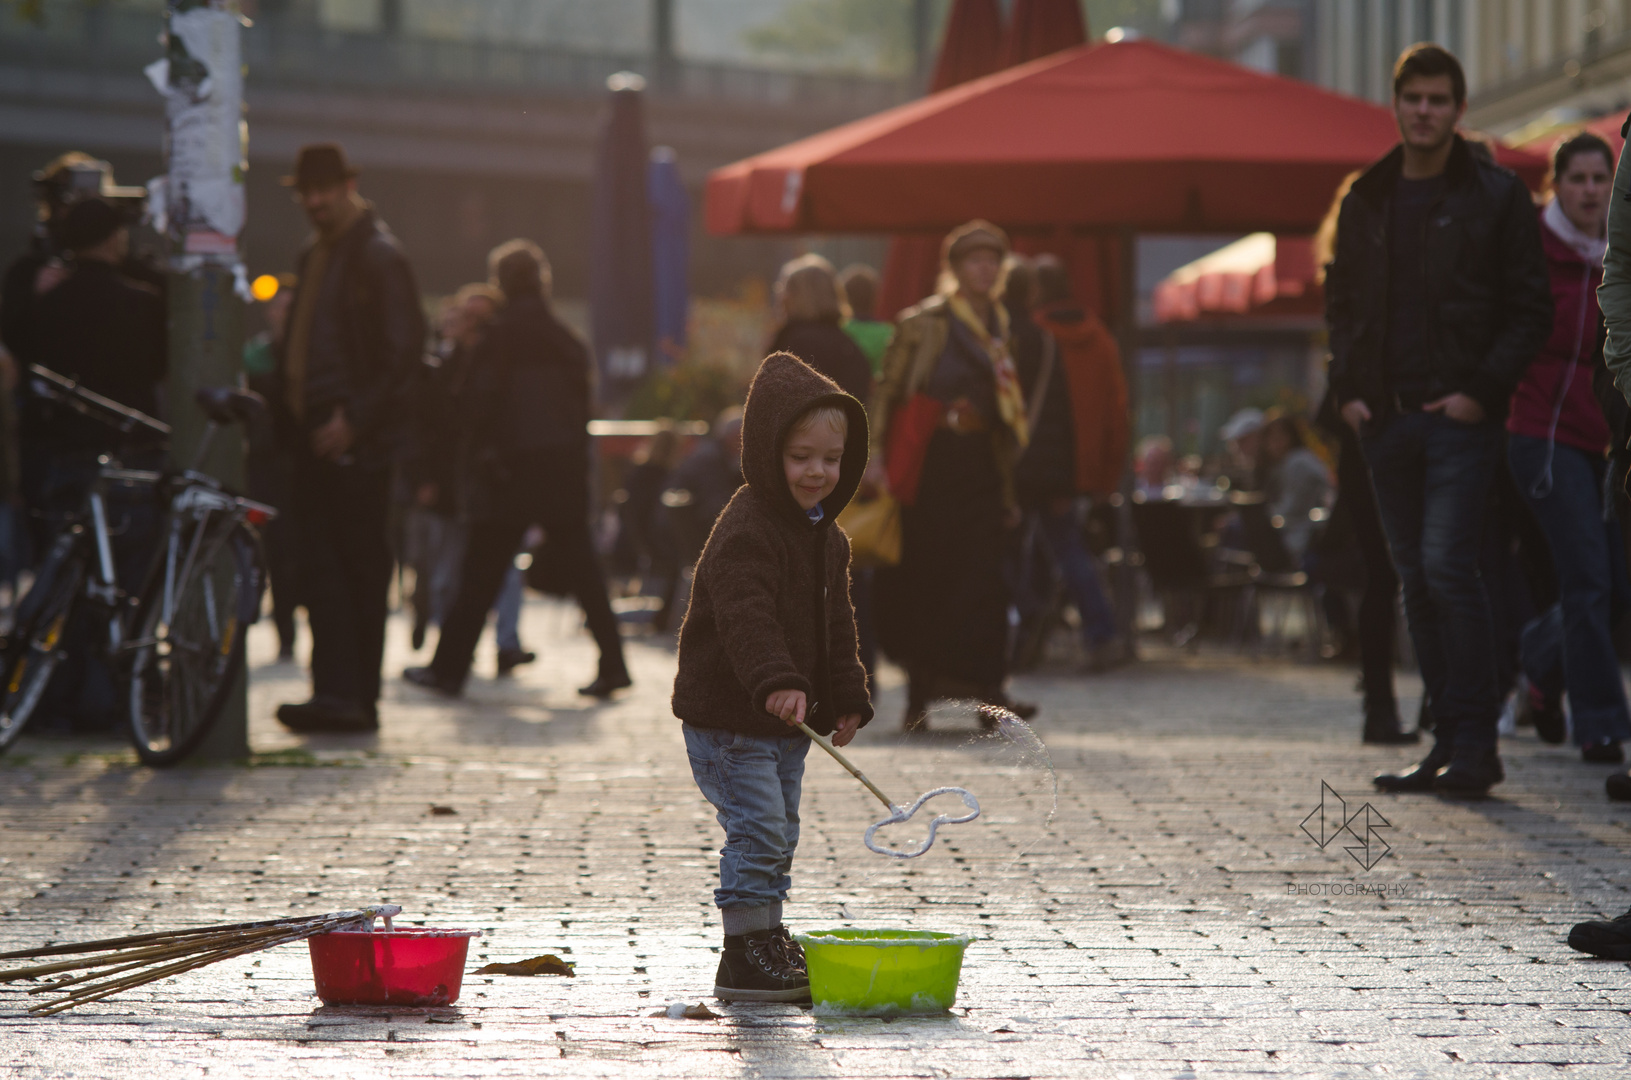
1326, 137, 1552, 421
462, 294, 591, 457
1009, 304, 1076, 504
275, 208, 424, 467
769, 318, 874, 407
33, 260, 167, 451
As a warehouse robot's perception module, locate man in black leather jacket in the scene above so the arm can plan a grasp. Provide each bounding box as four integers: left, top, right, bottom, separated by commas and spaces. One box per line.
1327, 46, 1552, 797
403, 239, 630, 700
273, 144, 426, 732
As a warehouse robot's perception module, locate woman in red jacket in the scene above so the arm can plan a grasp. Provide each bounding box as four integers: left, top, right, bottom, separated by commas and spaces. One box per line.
1507, 131, 1629, 764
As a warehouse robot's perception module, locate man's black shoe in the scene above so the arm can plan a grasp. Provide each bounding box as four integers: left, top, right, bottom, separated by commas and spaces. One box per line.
770, 925, 806, 973
1582, 739, 1625, 764
714, 930, 811, 1003
1374, 747, 1452, 793
1606, 772, 1631, 802
403, 666, 461, 697
275, 697, 378, 733
496, 648, 536, 676
579, 671, 632, 699
1433, 749, 1504, 798
1567, 907, 1631, 959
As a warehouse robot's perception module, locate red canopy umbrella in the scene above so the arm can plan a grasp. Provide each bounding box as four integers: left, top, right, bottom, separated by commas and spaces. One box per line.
995, 0, 1122, 329
707, 39, 1546, 238
1518, 108, 1629, 162
877, 0, 1007, 320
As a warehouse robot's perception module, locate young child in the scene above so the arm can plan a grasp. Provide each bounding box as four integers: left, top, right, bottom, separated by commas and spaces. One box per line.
672, 351, 873, 1002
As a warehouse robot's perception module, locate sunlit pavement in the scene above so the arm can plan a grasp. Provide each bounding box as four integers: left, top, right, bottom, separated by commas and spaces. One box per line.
3, 597, 1630, 1079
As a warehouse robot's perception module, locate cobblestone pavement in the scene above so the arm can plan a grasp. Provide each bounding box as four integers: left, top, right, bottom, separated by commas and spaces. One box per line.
3, 598, 1630, 1079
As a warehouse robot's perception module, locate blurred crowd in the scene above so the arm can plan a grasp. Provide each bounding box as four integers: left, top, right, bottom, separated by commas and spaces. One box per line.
7, 48, 1631, 811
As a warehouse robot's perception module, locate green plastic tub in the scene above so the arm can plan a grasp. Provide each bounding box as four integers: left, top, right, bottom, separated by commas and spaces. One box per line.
794, 929, 973, 1016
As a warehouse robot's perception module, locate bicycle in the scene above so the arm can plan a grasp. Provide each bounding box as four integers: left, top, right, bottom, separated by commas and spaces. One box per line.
0, 365, 275, 765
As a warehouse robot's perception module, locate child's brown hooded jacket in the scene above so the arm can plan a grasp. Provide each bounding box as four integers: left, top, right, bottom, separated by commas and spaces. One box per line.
672, 352, 873, 738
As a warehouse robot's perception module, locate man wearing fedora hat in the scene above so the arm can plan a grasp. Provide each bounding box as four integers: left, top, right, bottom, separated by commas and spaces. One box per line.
273, 142, 425, 733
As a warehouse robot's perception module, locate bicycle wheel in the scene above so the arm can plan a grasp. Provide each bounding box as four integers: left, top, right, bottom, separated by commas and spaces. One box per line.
127, 522, 260, 766
0, 546, 86, 753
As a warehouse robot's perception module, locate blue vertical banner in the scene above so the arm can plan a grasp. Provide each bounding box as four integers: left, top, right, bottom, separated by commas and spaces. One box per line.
647, 146, 689, 367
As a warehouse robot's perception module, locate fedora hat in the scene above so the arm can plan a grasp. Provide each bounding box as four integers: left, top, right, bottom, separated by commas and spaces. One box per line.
281, 143, 358, 190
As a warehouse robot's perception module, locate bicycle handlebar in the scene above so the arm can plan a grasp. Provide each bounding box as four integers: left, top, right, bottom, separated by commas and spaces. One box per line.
27, 365, 171, 440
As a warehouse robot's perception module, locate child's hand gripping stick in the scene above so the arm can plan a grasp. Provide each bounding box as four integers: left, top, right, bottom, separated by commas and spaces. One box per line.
794, 721, 980, 860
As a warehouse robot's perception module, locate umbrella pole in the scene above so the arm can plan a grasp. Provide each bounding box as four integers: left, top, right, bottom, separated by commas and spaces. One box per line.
1111, 224, 1141, 656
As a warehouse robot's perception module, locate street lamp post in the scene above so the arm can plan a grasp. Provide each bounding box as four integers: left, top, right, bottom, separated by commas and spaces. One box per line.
154, 0, 250, 759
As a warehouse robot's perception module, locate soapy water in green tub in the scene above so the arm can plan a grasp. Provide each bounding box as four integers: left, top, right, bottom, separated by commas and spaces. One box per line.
795, 929, 974, 1016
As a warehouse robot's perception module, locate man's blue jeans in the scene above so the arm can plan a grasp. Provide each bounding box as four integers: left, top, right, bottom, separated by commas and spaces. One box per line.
1036, 504, 1117, 646
1508, 435, 1631, 747
683, 724, 809, 914
1361, 412, 1501, 753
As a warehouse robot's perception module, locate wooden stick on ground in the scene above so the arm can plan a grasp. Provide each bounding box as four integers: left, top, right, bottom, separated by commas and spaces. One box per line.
0, 906, 402, 1015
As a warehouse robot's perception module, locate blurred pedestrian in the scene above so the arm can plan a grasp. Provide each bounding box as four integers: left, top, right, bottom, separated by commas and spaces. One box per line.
838, 263, 892, 377
1327, 46, 1552, 797
1256, 412, 1332, 564
1010, 254, 1127, 671
770, 254, 873, 405
404, 283, 499, 654
272, 143, 426, 733
1509, 132, 1630, 765
665, 407, 745, 570
1134, 435, 1174, 498
1219, 408, 1265, 490
613, 423, 681, 626
29, 196, 168, 733
871, 220, 1035, 730
404, 239, 630, 699
1311, 173, 1416, 745
243, 273, 300, 660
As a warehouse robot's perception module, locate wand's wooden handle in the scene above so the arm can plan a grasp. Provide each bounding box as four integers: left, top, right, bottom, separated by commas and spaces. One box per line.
795, 721, 895, 810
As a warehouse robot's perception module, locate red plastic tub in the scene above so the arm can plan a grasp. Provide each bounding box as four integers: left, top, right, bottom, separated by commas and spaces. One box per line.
307, 927, 481, 1006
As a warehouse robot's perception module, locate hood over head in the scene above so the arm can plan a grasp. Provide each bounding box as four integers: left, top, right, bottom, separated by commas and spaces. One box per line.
740, 351, 869, 526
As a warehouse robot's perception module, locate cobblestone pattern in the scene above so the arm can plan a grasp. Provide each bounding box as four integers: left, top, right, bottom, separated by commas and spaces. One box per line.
2, 600, 1629, 1078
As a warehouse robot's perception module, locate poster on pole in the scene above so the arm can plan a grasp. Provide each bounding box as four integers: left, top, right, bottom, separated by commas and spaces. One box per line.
146, 2, 245, 260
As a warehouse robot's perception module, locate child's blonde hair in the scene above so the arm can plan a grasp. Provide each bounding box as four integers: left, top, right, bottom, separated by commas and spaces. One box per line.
790, 403, 848, 439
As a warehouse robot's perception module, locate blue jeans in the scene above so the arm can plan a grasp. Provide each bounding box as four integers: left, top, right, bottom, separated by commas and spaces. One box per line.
683, 724, 809, 911
1361, 412, 1501, 752
1508, 435, 1631, 746
495, 562, 525, 653
1036, 504, 1117, 646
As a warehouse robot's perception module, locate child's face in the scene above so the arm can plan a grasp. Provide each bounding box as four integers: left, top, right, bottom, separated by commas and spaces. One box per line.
783, 418, 846, 512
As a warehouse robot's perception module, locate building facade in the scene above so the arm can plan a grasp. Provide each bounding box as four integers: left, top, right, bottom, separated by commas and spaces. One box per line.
1305, 1, 1631, 136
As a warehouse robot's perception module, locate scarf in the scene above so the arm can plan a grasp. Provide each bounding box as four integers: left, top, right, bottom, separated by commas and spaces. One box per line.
1543, 197, 1608, 267
945, 292, 1029, 448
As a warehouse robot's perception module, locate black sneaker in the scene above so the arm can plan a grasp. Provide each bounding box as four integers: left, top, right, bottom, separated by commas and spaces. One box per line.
770, 925, 806, 973
1567, 907, 1631, 959
714, 929, 811, 1003
496, 648, 536, 676
1583, 739, 1625, 764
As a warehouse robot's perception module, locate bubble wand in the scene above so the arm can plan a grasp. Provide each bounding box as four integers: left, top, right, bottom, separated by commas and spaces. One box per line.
795, 721, 980, 859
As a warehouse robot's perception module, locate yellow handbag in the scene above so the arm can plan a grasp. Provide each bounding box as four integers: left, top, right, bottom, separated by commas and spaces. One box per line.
837, 494, 902, 568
